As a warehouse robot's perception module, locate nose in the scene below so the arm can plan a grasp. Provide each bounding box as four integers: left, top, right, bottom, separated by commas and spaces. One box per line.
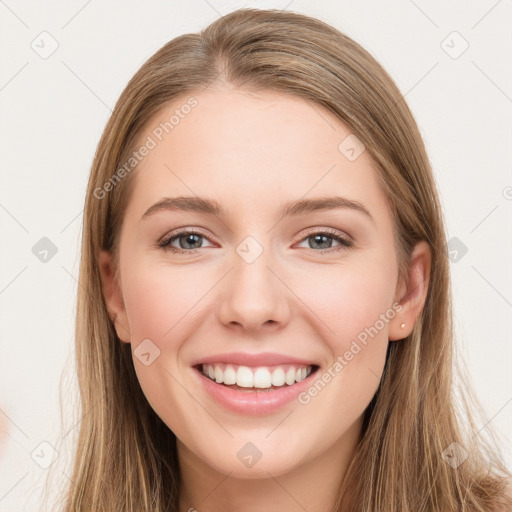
217, 247, 291, 333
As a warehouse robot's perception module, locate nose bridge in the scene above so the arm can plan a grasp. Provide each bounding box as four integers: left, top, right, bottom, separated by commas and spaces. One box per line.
217, 233, 290, 330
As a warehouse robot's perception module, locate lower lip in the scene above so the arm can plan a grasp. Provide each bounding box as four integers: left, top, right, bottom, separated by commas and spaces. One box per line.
194, 367, 317, 415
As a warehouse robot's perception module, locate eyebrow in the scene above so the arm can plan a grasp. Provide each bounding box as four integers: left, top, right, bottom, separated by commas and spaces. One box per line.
141, 195, 374, 223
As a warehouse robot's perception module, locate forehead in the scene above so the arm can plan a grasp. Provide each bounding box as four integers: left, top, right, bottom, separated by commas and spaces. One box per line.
124, 86, 389, 223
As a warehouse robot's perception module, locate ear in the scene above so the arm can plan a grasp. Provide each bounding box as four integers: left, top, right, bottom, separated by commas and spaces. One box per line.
388, 240, 431, 341
98, 250, 131, 343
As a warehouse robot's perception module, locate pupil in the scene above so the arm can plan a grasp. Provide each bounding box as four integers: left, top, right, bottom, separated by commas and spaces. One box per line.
183, 234, 200, 249
313, 234, 330, 249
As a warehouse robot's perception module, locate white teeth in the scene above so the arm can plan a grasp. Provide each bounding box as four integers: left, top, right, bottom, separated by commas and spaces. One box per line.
236, 366, 254, 388
253, 368, 272, 388
285, 367, 296, 385
200, 363, 314, 389
271, 367, 285, 386
223, 364, 237, 385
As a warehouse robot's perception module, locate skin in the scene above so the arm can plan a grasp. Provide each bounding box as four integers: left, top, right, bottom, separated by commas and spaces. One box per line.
99, 85, 431, 512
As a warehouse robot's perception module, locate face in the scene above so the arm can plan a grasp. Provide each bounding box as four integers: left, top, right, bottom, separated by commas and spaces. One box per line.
99, 85, 429, 479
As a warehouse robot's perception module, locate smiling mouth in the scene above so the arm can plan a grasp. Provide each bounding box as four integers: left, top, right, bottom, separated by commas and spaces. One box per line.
194, 363, 320, 392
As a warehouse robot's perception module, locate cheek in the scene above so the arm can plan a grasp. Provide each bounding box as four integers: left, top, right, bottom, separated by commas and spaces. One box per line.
122, 262, 208, 343
297, 258, 398, 348
294, 257, 397, 403
121, 264, 211, 430
296, 279, 392, 421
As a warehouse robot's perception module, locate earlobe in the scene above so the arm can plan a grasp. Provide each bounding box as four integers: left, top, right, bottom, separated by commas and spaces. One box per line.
98, 250, 131, 343
389, 241, 431, 341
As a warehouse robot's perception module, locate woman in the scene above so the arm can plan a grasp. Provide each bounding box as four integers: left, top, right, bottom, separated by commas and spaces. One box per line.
57, 8, 512, 511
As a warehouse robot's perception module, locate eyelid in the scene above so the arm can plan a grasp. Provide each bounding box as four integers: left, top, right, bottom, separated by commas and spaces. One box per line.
294, 226, 354, 252
158, 225, 354, 254
159, 226, 352, 243
158, 226, 212, 244
298, 226, 353, 243
158, 227, 216, 251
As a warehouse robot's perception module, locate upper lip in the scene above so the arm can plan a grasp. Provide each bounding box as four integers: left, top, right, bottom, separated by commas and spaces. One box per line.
191, 351, 318, 368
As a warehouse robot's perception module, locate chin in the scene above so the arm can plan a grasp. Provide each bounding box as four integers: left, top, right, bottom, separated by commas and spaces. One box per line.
213, 456, 299, 479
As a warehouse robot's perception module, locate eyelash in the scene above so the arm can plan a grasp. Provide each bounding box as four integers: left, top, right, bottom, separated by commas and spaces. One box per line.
158, 227, 354, 254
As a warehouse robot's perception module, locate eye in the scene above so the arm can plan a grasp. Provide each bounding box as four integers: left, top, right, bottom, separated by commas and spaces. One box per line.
295, 228, 354, 253
158, 229, 215, 254
158, 227, 354, 255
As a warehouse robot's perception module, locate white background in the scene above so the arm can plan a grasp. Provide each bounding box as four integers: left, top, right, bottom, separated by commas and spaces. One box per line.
0, 1, 511, 510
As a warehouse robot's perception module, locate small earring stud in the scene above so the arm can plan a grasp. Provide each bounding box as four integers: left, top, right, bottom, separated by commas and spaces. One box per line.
400, 322, 406, 328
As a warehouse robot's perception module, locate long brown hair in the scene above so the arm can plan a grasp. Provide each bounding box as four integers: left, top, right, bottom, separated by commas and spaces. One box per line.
49, 8, 511, 511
